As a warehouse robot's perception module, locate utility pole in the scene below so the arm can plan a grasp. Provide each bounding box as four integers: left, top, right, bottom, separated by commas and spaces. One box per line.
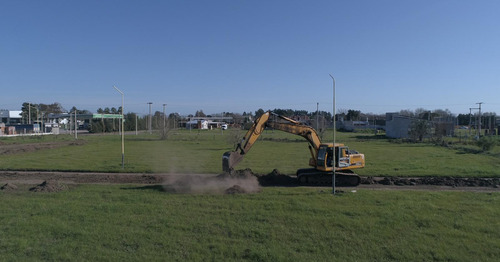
41, 112, 43, 133
469, 108, 473, 137
488, 115, 492, 134
148, 102, 153, 134
476, 102, 483, 137
469, 107, 480, 137
329, 74, 336, 195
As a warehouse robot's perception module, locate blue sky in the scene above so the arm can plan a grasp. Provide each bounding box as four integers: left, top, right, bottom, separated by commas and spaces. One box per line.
1, 0, 499, 116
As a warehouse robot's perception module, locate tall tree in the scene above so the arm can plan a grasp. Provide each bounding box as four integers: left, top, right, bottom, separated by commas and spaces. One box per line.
346, 109, 361, 121
399, 109, 415, 117
409, 119, 430, 142
21, 102, 37, 123
195, 110, 206, 117
254, 108, 266, 118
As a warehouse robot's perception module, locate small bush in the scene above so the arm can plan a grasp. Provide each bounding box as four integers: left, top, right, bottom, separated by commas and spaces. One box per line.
477, 136, 497, 152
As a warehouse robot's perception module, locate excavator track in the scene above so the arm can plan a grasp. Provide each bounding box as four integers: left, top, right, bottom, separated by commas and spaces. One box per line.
296, 168, 361, 187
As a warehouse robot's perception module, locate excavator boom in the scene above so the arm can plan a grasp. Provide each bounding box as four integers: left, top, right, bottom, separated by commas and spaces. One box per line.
222, 112, 270, 172
223, 111, 322, 172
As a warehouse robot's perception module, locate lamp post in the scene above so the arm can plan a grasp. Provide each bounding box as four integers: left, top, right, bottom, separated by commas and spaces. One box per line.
74, 110, 77, 139
163, 104, 167, 138
113, 86, 125, 169
329, 74, 336, 195
148, 102, 153, 134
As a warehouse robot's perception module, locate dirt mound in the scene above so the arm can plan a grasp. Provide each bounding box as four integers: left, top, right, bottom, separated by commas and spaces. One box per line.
217, 168, 255, 179
255, 169, 297, 186
1, 183, 18, 191
361, 176, 500, 188
30, 180, 68, 193
225, 185, 247, 194
218, 168, 297, 187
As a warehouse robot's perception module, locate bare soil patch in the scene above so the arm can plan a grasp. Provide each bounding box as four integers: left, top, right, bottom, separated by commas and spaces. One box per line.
0, 171, 163, 185
225, 185, 247, 194
361, 176, 500, 188
0, 170, 499, 193
255, 169, 297, 186
30, 180, 68, 193
1, 183, 18, 191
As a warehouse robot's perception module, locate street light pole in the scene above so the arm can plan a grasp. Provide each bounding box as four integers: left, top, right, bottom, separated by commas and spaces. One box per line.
163, 104, 167, 138
469, 108, 473, 137
74, 110, 77, 139
113, 86, 125, 169
329, 74, 336, 195
148, 102, 153, 134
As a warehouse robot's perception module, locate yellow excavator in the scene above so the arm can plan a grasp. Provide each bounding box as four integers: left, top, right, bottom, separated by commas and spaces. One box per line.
222, 111, 365, 186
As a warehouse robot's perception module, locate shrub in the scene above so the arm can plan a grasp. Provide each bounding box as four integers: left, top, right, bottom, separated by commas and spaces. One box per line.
477, 136, 497, 152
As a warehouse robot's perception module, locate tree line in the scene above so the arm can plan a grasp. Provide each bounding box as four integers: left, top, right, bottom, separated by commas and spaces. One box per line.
15, 101, 498, 135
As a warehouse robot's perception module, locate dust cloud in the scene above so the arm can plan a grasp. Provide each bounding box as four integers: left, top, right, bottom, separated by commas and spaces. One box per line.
163, 170, 261, 194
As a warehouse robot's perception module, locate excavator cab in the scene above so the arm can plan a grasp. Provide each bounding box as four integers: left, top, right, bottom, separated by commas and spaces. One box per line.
315, 145, 330, 170
336, 146, 351, 168
315, 144, 364, 171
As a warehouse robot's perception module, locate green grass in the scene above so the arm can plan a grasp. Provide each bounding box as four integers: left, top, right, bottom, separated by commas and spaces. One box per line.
0, 129, 499, 176
1, 132, 499, 261
1, 185, 499, 261
353, 138, 500, 177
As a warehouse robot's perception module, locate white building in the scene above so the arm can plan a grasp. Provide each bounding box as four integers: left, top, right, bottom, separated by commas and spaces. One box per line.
186, 119, 209, 130
385, 113, 412, 139
0, 110, 22, 124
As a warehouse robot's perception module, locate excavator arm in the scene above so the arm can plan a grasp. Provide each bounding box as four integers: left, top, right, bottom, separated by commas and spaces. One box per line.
222, 111, 323, 172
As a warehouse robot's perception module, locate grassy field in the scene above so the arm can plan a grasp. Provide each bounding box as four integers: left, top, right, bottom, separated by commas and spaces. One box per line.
0, 129, 499, 177
1, 130, 499, 261
1, 185, 499, 261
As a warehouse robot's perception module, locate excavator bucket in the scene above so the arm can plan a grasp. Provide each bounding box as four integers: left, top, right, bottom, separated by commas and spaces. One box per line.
222, 151, 244, 173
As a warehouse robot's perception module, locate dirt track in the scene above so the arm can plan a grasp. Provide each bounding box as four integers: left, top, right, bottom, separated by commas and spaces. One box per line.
0, 171, 165, 185
1, 170, 499, 192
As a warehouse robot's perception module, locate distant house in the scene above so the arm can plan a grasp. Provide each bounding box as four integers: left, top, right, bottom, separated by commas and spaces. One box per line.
0, 110, 22, 125
186, 119, 211, 130
186, 117, 229, 130
337, 116, 385, 132
385, 113, 456, 139
385, 113, 412, 139
0, 110, 40, 135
